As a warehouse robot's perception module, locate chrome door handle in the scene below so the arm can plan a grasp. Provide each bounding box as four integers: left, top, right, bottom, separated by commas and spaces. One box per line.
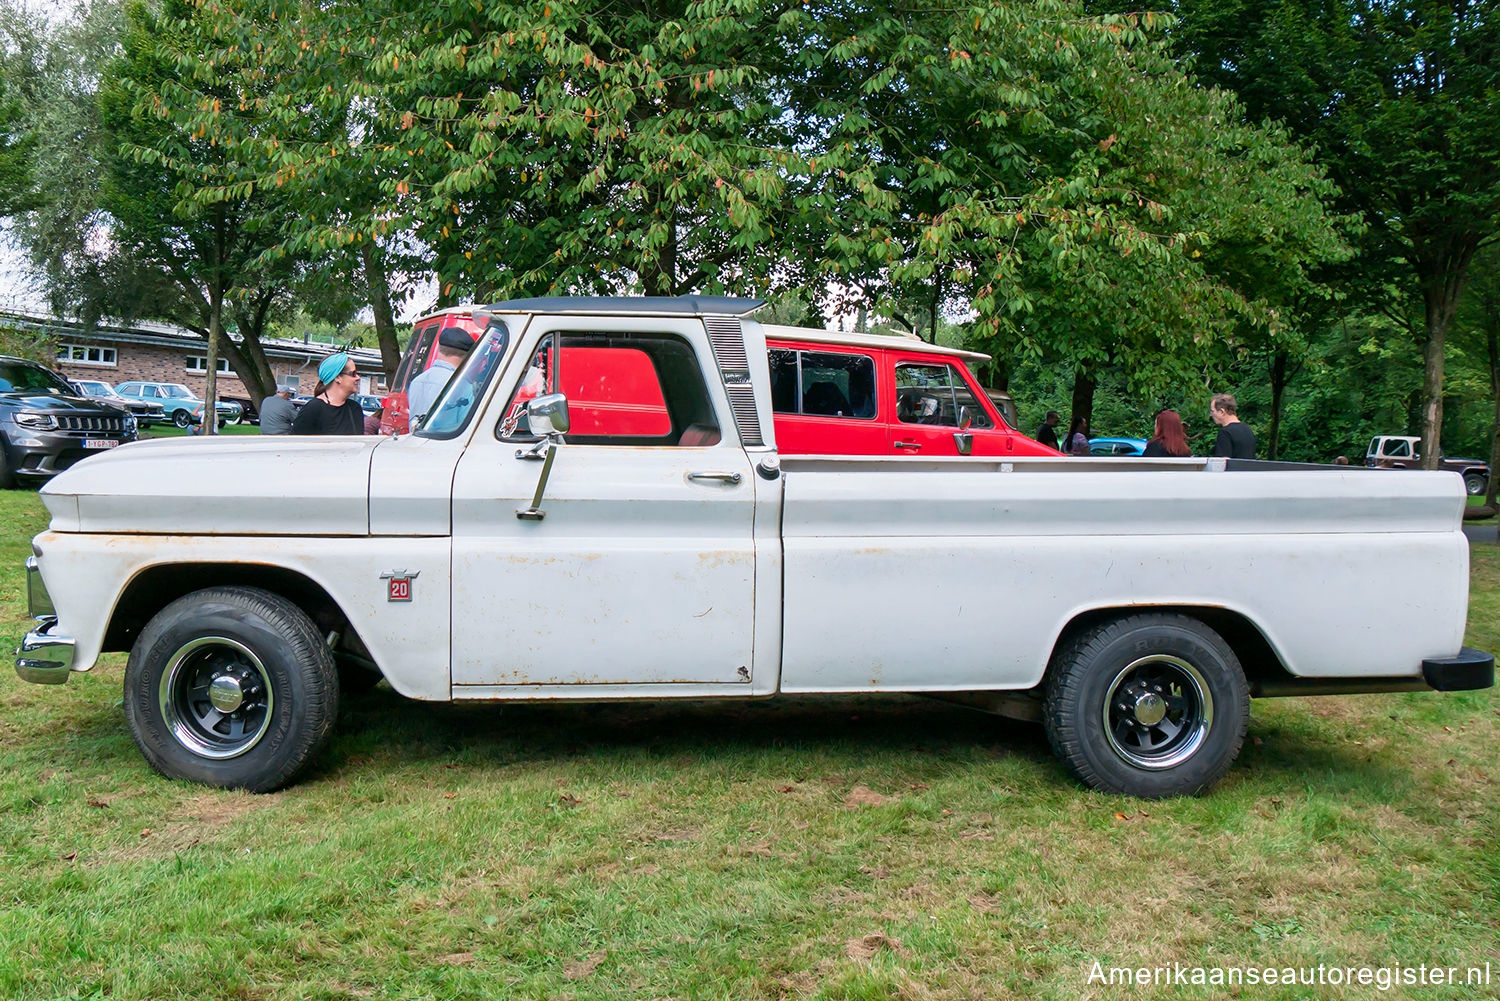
687, 471, 743, 484
894, 441, 923, 450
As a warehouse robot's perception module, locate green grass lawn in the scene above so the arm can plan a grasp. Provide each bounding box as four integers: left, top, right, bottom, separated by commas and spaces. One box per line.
1, 488, 1496, 1000
141, 421, 261, 438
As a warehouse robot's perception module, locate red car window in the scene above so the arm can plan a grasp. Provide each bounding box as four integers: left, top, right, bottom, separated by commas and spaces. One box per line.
559, 346, 671, 436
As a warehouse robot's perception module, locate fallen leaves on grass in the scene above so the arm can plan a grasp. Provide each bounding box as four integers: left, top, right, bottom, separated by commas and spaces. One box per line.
564, 951, 606, 979
844, 786, 890, 808
435, 952, 474, 966
846, 933, 904, 961
86, 800, 108, 809
557, 793, 582, 809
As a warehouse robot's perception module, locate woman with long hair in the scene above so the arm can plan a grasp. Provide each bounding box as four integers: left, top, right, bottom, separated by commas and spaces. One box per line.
1061, 415, 1091, 455
1143, 409, 1190, 457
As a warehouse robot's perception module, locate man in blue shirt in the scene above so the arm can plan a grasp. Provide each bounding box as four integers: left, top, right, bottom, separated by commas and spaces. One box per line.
407, 329, 473, 426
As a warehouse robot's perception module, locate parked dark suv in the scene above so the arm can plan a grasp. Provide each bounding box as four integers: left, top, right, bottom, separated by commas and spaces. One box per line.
0, 356, 138, 487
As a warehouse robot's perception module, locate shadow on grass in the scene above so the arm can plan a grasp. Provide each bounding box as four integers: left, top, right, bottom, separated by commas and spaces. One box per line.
326, 688, 1053, 768
47, 681, 1432, 799
304, 685, 1419, 797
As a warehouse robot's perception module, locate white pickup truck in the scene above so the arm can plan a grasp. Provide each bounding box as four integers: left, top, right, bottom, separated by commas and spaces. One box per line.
15, 296, 1494, 798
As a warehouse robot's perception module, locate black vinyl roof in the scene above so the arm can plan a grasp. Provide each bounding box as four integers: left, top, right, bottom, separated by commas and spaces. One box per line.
477, 295, 765, 317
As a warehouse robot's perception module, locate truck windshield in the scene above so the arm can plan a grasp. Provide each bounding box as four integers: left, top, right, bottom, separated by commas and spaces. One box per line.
416, 320, 512, 439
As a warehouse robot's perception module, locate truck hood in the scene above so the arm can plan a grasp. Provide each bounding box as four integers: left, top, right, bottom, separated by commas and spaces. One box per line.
40, 436, 378, 535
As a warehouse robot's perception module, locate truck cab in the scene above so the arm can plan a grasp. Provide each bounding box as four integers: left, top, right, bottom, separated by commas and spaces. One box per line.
1366, 435, 1490, 495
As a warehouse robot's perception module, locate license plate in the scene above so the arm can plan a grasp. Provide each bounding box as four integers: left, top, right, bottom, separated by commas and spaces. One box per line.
83, 439, 119, 450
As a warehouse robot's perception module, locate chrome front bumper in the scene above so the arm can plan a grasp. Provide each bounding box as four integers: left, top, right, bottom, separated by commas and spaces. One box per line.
15, 556, 77, 685
16, 616, 76, 684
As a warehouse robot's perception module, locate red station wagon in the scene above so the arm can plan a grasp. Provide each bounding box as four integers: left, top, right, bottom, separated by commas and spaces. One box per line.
384, 309, 1056, 457
763, 325, 1055, 457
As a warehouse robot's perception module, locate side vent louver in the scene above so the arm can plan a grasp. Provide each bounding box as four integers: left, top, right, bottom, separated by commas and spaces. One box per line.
703, 316, 764, 447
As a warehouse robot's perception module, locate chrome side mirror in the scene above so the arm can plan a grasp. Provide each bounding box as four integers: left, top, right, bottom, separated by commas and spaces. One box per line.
516, 394, 570, 521
957, 405, 973, 431
526, 393, 570, 436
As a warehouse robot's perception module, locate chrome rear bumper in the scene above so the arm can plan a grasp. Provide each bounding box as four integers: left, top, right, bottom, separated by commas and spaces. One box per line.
16, 616, 76, 684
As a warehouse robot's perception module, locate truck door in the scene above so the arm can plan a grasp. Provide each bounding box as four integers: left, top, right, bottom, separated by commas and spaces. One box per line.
889, 358, 1011, 456
449, 317, 758, 688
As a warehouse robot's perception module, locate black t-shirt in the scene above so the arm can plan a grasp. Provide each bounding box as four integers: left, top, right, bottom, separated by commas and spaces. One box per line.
1035, 424, 1059, 450
1211, 421, 1256, 459
290, 396, 365, 435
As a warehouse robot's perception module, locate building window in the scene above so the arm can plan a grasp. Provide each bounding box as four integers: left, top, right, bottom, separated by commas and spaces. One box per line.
56, 344, 118, 367
186, 355, 232, 374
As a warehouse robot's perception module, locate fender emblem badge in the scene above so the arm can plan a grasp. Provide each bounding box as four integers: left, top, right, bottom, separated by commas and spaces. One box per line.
379, 570, 419, 602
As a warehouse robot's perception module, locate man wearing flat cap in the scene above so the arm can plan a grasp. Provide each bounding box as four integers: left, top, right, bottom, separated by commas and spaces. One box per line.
407, 327, 473, 427
290, 352, 366, 435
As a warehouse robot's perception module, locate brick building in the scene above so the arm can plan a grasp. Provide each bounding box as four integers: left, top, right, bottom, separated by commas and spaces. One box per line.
3, 310, 388, 398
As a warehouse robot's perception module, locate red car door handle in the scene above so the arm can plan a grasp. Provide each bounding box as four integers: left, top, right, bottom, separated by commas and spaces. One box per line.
895, 441, 922, 450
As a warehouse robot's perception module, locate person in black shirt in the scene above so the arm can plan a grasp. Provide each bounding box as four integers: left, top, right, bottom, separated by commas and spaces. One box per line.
1209, 393, 1255, 459
291, 352, 365, 435
1035, 410, 1060, 451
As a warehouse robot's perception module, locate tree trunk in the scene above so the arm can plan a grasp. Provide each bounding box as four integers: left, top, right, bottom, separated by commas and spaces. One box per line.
1070, 370, 1096, 432
361, 242, 402, 382
205, 279, 222, 437
926, 279, 939, 344
228, 289, 282, 407
1417, 243, 1478, 469
1267, 348, 1288, 461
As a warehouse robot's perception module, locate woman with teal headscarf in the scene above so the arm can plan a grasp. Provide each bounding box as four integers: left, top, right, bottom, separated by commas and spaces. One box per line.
290, 352, 365, 435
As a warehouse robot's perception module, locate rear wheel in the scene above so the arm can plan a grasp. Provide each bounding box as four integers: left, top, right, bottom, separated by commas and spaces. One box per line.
124, 586, 339, 791
1043, 613, 1249, 798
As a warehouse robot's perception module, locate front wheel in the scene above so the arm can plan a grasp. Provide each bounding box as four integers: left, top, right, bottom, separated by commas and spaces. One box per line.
1043, 613, 1249, 798
124, 586, 339, 791
172, 409, 192, 429
1464, 472, 1486, 496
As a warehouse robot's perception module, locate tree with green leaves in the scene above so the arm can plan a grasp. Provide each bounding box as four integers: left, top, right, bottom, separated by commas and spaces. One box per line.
171, 0, 1345, 431
0, 63, 34, 217
96, 0, 324, 418
1168, 0, 1500, 469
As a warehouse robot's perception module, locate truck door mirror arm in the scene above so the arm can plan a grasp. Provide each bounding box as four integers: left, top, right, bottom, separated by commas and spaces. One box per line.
516, 393, 570, 521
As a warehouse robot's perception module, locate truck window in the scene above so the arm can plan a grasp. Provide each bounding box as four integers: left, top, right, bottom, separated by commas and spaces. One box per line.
1385, 439, 1412, 458
894, 363, 993, 428
767, 348, 876, 419
498, 331, 719, 446
393, 319, 440, 394
415, 320, 512, 439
